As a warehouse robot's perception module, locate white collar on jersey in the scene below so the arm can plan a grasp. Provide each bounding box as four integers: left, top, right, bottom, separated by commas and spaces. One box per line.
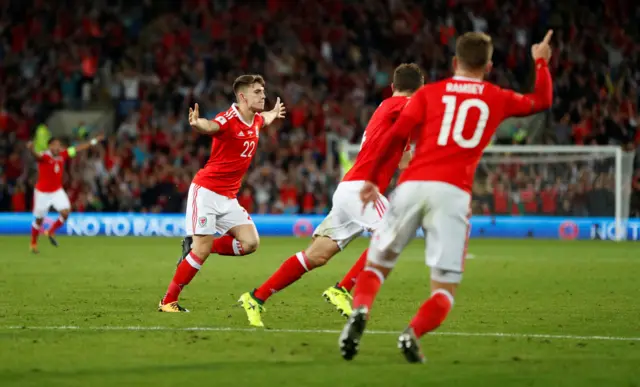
231, 103, 256, 127
452, 75, 483, 82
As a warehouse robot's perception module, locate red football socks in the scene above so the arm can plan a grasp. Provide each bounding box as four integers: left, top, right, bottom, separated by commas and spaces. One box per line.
352, 267, 385, 311
48, 216, 65, 236
253, 252, 310, 302
337, 248, 369, 292
162, 252, 204, 304
409, 290, 454, 338
31, 222, 40, 246
212, 234, 245, 256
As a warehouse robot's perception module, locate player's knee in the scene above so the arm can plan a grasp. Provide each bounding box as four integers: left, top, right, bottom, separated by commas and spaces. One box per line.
305, 237, 340, 268
190, 238, 213, 261
240, 236, 260, 254
191, 247, 211, 261
304, 247, 335, 268
60, 210, 70, 219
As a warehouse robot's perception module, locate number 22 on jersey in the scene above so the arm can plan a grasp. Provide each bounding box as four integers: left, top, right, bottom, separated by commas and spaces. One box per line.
241, 140, 256, 158
437, 95, 489, 148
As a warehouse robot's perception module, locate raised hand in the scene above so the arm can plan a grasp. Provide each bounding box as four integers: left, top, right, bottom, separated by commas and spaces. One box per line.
531, 29, 553, 63
272, 97, 286, 119
189, 103, 200, 127
261, 97, 286, 126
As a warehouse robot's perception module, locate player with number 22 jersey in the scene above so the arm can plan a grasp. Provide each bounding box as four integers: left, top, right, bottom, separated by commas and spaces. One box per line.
159, 74, 286, 313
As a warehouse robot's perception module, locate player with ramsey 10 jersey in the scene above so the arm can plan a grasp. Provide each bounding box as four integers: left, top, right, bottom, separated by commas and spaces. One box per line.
237, 64, 424, 327
158, 74, 286, 312
340, 31, 555, 362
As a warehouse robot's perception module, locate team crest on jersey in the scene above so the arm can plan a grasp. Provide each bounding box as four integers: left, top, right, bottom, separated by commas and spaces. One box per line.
198, 216, 207, 227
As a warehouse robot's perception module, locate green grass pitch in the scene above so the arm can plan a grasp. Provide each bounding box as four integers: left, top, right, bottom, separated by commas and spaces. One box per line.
0, 236, 639, 387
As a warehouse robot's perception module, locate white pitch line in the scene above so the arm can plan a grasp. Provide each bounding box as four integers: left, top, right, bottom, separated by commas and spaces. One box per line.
2, 326, 639, 342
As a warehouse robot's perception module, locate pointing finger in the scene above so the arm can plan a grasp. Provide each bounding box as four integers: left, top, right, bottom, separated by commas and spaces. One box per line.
542, 29, 553, 44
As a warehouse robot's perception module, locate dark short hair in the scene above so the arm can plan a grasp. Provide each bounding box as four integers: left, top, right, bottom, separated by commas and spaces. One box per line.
48, 137, 60, 145
393, 63, 424, 93
232, 74, 265, 96
455, 32, 493, 71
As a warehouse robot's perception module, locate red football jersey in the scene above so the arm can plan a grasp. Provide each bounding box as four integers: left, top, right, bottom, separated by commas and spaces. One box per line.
373, 59, 553, 193
35, 150, 70, 192
342, 96, 411, 193
192, 104, 265, 198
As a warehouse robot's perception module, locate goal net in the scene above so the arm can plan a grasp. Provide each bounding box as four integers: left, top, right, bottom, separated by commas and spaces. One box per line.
336, 140, 636, 241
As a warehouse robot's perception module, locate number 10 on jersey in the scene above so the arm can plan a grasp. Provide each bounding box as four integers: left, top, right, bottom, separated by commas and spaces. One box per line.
437, 95, 489, 148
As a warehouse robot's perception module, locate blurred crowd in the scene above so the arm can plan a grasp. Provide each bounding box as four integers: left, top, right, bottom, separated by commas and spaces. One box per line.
472, 155, 640, 217
0, 0, 639, 217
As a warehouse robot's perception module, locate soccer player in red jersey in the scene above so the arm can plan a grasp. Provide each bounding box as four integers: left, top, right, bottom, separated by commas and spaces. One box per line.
237, 64, 424, 327
340, 31, 555, 362
158, 74, 286, 312
27, 135, 103, 253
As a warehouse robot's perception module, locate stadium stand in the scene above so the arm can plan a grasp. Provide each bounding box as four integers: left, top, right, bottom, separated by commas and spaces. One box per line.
0, 0, 639, 217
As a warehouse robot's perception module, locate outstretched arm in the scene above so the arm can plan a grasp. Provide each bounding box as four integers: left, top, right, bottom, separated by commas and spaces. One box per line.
189, 103, 223, 134
260, 97, 286, 127
504, 30, 554, 117
69, 134, 105, 156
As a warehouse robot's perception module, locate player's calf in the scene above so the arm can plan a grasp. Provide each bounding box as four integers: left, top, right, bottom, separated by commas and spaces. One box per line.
407, 279, 456, 340
44, 209, 70, 247
30, 218, 44, 253
351, 246, 397, 314
336, 248, 369, 293
160, 235, 213, 310
252, 237, 340, 303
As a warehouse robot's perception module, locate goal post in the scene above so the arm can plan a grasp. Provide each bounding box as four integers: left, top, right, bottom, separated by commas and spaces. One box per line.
480, 145, 635, 241
332, 137, 636, 241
